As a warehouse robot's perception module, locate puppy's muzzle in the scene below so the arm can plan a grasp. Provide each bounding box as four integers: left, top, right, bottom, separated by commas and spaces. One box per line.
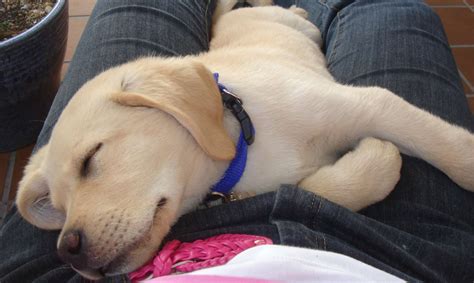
58, 230, 105, 279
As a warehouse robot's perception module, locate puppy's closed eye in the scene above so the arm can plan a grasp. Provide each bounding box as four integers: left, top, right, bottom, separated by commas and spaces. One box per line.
80, 143, 103, 177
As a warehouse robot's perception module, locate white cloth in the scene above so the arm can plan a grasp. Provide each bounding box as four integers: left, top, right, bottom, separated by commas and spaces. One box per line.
187, 245, 404, 282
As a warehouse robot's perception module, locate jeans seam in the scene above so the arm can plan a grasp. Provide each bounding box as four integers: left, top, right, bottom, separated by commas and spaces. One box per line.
318, 0, 331, 10
192, 0, 205, 14
205, 0, 211, 43
179, 0, 208, 49
327, 11, 344, 64
320, 233, 327, 250
311, 194, 321, 229
311, 195, 327, 250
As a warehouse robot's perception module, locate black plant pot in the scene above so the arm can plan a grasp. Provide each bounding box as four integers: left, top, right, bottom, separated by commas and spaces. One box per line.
0, 0, 68, 152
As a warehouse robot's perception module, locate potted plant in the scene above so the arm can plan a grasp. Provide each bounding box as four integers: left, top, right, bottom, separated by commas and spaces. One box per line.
0, 0, 68, 152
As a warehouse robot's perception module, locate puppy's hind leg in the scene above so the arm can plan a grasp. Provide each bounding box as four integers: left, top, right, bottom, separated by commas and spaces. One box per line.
213, 0, 273, 24
289, 5, 308, 19
299, 138, 402, 211
240, 6, 322, 46
248, 0, 273, 6
213, 0, 239, 24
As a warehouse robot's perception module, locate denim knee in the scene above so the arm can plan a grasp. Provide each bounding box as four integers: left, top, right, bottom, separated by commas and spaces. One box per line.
400, 1, 444, 30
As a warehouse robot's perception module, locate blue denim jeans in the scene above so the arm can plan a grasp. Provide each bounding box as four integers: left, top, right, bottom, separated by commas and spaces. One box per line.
1, 0, 473, 282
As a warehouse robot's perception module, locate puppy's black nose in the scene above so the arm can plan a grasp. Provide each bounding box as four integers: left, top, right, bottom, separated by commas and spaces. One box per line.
58, 230, 86, 267
57, 230, 105, 278
63, 230, 82, 254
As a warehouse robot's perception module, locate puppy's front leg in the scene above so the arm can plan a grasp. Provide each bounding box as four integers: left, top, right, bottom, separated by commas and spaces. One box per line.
347, 86, 474, 192
299, 138, 402, 211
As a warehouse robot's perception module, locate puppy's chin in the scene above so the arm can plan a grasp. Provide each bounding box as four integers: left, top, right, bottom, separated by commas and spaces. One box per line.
72, 247, 154, 280
102, 233, 166, 277
96, 248, 154, 279
71, 244, 157, 281
73, 266, 104, 281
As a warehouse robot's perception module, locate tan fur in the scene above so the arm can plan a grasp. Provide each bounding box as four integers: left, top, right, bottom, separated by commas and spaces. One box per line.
16, 1, 474, 280
112, 61, 235, 161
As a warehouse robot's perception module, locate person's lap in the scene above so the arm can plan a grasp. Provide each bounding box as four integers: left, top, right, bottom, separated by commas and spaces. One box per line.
1, 0, 473, 282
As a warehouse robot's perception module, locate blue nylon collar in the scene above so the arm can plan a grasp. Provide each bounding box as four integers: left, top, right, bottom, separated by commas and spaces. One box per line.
211, 73, 254, 194
211, 131, 249, 194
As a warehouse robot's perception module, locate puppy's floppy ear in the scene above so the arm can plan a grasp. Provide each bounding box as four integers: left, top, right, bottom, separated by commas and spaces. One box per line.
16, 145, 65, 230
112, 61, 236, 161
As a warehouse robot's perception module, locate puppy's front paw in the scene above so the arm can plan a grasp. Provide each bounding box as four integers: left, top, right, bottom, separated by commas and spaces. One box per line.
356, 138, 402, 204
289, 5, 308, 19
298, 137, 401, 211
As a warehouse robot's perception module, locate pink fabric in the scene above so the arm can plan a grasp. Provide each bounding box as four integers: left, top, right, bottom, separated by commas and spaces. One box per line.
144, 275, 279, 283
129, 234, 273, 282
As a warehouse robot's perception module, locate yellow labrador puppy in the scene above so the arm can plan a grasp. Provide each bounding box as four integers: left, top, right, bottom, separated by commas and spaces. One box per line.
16, 0, 474, 280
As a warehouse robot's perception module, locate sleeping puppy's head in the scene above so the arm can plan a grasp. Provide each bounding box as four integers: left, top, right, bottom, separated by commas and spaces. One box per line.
15, 58, 235, 280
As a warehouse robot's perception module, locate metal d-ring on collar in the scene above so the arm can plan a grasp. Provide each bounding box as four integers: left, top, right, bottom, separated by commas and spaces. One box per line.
202, 191, 257, 209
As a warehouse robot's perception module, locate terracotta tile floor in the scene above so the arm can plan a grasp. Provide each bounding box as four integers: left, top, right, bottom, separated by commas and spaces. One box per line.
1, 0, 473, 223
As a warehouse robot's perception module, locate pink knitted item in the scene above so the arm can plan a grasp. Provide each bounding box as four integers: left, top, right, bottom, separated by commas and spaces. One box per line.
129, 234, 273, 282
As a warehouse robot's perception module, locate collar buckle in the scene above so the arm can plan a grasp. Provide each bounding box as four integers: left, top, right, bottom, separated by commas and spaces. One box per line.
220, 87, 255, 145
221, 88, 243, 106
